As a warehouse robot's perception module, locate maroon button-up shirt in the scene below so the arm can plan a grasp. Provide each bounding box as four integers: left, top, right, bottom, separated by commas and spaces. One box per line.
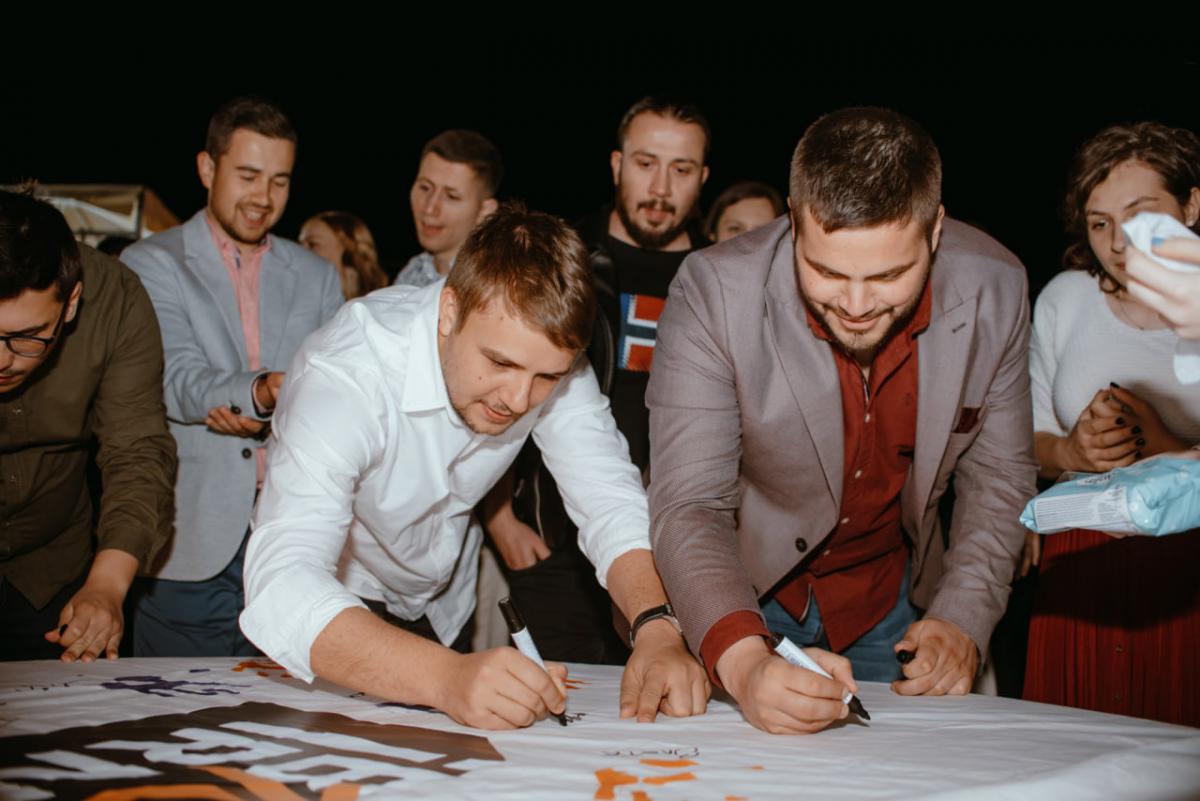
699, 281, 932, 686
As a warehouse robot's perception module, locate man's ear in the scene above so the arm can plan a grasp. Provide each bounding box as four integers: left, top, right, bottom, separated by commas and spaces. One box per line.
929, 205, 946, 253
197, 151, 216, 191
438, 286, 459, 338
610, 150, 622, 186
477, 197, 499, 223
64, 281, 83, 324
700, 164, 710, 186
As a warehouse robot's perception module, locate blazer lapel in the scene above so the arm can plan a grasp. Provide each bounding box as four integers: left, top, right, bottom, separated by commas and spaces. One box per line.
182, 212, 248, 365
259, 243, 298, 371
907, 267, 977, 520
763, 235, 844, 506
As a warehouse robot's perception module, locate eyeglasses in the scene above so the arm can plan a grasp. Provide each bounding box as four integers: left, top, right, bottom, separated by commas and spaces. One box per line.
0, 302, 69, 358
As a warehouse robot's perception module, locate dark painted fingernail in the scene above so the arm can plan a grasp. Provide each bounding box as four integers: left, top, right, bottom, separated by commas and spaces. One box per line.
1132, 426, 1142, 434
59, 624, 67, 636
1122, 405, 1133, 414
896, 650, 915, 664
1116, 417, 1125, 425
1136, 451, 1143, 459
1110, 381, 1121, 388
1136, 438, 1146, 446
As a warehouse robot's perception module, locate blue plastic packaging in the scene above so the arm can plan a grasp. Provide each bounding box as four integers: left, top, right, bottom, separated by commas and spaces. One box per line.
1020, 456, 1200, 536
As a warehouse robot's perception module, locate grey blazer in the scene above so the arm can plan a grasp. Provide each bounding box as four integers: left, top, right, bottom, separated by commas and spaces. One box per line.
647, 217, 1038, 663
123, 211, 343, 581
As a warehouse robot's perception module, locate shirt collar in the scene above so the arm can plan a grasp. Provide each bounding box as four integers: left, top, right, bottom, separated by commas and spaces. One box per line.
399, 285, 455, 417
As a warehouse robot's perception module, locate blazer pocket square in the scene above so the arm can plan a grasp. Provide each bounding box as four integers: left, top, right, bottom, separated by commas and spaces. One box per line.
953, 406, 982, 434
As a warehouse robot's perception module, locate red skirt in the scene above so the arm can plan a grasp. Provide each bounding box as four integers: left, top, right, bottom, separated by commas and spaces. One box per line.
1023, 528, 1200, 727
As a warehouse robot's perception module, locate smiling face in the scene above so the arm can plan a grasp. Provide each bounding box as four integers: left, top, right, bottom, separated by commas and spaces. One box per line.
410, 153, 497, 269
198, 129, 294, 253
1085, 159, 1200, 290
610, 112, 709, 251
0, 283, 81, 393
436, 288, 578, 435
793, 205, 941, 366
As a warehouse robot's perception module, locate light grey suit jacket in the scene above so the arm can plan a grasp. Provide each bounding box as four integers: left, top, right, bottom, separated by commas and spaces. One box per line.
123, 211, 343, 581
647, 216, 1038, 663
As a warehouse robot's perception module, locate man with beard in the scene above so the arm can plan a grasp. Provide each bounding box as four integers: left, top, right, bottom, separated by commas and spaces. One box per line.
647, 107, 1038, 734
482, 98, 710, 664
239, 205, 708, 729
122, 97, 343, 656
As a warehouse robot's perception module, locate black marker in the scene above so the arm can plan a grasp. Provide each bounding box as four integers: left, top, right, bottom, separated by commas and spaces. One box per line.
771, 633, 870, 720
499, 597, 568, 726
896, 649, 915, 665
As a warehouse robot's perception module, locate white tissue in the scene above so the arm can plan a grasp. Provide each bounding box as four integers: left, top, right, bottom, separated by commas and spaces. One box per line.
1121, 212, 1200, 384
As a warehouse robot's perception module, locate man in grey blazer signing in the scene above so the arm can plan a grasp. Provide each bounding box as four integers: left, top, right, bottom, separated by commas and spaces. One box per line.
647, 107, 1037, 734
123, 97, 343, 656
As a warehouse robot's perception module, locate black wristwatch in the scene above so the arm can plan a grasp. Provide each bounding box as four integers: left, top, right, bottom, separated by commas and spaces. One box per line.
629, 603, 682, 647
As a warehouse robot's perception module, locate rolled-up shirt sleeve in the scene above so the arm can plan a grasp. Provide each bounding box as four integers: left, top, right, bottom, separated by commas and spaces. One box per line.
531, 361, 651, 588
239, 360, 382, 681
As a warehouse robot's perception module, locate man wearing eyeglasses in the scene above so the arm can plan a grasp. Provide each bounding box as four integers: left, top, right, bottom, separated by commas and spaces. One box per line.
0, 190, 176, 662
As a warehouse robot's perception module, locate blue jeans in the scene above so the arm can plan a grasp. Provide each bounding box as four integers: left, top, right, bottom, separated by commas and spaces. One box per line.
761, 561, 919, 682
131, 529, 260, 658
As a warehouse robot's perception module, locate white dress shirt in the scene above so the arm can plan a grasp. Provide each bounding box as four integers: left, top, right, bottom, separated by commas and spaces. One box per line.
239, 282, 650, 680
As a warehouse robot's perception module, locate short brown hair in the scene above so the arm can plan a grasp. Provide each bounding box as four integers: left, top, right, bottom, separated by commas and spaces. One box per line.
421, 129, 504, 197
0, 188, 82, 302
1063, 121, 1200, 292
446, 202, 594, 352
206, 96, 297, 159
789, 107, 942, 235
617, 96, 712, 162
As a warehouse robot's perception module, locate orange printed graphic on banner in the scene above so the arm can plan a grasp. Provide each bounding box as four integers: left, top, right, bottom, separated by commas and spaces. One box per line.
201, 766, 307, 801
594, 768, 639, 800
87, 785, 244, 801
642, 771, 696, 786
232, 659, 293, 678
564, 678, 590, 690
726, 796, 749, 800
631, 792, 652, 801
639, 758, 698, 768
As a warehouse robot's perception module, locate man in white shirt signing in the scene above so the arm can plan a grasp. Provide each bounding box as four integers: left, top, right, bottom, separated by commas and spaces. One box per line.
240, 203, 708, 730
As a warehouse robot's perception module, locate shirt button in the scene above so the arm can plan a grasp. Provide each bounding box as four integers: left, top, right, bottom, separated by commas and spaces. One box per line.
794, 537, 808, 553
230, 405, 242, 415
1115, 643, 1124, 653
241, 448, 253, 459
840, 517, 850, 525
864, 413, 871, 423
823, 549, 832, 556
854, 469, 862, 479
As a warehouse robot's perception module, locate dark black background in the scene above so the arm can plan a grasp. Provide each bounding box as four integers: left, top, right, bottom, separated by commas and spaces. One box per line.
3, 37, 1197, 296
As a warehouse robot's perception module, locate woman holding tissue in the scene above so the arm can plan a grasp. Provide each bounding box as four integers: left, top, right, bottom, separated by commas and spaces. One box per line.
1023, 122, 1200, 726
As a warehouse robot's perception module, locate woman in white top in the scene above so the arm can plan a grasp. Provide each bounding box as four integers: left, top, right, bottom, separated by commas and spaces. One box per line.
1023, 122, 1200, 726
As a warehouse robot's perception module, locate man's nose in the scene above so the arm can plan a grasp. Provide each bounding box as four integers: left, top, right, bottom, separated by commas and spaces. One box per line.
841, 282, 872, 318
423, 190, 442, 217
501, 374, 534, 415
649, 166, 670, 198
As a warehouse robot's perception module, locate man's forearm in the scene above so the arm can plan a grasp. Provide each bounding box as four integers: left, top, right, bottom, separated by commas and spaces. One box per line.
84, 549, 140, 597
604, 548, 669, 628
309, 607, 459, 708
